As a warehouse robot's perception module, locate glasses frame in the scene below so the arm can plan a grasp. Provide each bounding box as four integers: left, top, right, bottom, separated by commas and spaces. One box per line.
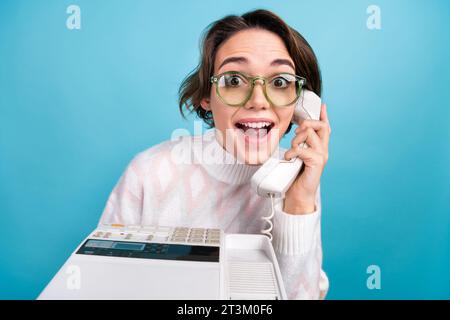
210, 71, 307, 107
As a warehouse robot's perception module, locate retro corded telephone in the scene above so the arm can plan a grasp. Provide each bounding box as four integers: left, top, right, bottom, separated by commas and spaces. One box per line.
38, 90, 321, 300
38, 224, 288, 300
251, 89, 322, 239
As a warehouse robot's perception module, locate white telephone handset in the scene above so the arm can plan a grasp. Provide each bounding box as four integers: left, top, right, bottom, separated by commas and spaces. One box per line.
251, 89, 322, 240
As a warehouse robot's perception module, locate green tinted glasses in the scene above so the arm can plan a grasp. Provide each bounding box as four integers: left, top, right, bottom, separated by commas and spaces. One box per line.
210, 71, 306, 107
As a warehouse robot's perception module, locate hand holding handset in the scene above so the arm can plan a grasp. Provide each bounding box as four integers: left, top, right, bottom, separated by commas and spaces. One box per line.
251, 89, 322, 198
250, 89, 322, 240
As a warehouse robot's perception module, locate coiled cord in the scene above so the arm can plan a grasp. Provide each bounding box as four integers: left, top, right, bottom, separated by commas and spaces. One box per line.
261, 193, 276, 241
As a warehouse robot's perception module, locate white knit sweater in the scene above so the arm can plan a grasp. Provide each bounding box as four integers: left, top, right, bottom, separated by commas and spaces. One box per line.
99, 129, 329, 299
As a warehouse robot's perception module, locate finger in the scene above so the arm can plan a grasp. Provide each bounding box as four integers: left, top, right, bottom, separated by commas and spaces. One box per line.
295, 119, 330, 139
320, 103, 328, 122
291, 127, 323, 152
285, 146, 326, 168
294, 119, 330, 152
320, 104, 331, 134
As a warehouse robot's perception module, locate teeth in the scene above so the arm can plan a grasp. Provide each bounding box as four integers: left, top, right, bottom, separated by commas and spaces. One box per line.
238, 121, 272, 129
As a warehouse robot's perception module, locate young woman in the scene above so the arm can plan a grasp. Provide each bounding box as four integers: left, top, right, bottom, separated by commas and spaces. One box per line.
100, 9, 331, 299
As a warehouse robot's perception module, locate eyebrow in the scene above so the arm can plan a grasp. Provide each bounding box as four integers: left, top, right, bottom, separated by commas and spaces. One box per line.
218, 56, 295, 72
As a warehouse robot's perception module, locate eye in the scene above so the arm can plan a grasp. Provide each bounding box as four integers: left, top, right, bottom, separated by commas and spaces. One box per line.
223, 74, 246, 87
270, 76, 290, 88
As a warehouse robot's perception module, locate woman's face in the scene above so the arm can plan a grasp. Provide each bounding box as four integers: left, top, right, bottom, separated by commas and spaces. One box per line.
201, 28, 296, 165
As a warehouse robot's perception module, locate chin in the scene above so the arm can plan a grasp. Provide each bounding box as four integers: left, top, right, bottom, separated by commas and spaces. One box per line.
234, 134, 280, 165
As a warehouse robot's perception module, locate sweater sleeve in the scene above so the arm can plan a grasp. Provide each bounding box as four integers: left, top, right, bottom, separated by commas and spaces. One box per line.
272, 185, 329, 300
98, 153, 145, 226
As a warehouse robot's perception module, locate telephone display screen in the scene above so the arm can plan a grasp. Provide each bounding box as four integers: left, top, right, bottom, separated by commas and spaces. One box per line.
77, 239, 219, 262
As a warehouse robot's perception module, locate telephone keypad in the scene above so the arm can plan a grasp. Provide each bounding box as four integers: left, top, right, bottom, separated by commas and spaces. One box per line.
91, 224, 221, 247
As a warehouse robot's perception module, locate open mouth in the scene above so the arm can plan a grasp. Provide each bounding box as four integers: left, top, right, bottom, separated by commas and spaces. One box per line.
234, 121, 275, 140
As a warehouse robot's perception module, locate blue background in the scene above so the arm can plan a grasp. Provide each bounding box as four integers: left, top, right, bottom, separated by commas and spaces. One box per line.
1, 0, 449, 299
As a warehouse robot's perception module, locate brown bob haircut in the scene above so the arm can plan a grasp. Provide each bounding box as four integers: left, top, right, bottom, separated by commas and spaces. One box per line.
178, 9, 321, 134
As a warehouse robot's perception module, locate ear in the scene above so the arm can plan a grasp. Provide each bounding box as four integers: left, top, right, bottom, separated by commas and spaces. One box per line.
200, 98, 211, 111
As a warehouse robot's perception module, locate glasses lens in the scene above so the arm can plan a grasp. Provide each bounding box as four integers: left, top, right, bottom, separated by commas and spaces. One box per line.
266, 74, 302, 106
217, 73, 250, 105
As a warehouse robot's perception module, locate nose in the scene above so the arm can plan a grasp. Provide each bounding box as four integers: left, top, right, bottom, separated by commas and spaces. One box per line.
243, 78, 270, 111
